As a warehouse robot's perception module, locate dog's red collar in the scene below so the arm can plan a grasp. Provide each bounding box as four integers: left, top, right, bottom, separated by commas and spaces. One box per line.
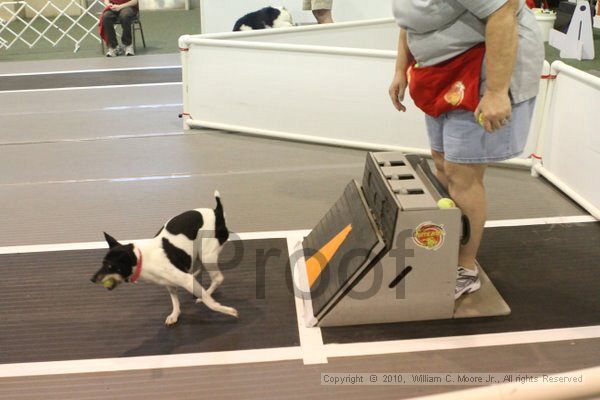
130, 247, 142, 283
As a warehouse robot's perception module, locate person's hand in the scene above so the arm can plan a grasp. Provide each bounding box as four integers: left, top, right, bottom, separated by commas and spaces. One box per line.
389, 72, 408, 112
109, 3, 123, 11
475, 90, 512, 133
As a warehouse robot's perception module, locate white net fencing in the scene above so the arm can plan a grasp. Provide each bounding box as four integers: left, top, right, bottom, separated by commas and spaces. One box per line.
0, 0, 105, 52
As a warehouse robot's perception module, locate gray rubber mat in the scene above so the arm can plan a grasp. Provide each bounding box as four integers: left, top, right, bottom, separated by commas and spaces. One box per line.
0, 67, 182, 91
0, 239, 298, 363
322, 222, 600, 343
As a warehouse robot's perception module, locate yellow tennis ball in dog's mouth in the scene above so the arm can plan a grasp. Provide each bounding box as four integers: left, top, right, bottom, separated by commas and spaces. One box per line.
102, 278, 115, 289
437, 198, 456, 209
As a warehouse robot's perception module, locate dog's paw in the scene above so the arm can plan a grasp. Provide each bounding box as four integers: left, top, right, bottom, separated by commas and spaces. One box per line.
224, 307, 239, 318
165, 314, 179, 326
195, 298, 203, 305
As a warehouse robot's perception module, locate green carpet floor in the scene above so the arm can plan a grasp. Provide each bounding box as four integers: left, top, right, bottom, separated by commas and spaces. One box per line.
0, 9, 200, 62
544, 28, 600, 72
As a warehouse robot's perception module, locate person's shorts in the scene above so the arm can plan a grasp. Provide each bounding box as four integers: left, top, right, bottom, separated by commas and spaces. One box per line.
425, 97, 536, 164
303, 0, 333, 11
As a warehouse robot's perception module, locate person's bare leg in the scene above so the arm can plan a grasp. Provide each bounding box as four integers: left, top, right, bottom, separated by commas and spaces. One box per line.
431, 150, 449, 190
444, 161, 487, 270
312, 9, 333, 23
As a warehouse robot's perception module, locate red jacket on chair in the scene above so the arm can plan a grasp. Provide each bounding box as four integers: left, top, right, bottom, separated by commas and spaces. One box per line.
98, 5, 111, 45
98, 1, 139, 45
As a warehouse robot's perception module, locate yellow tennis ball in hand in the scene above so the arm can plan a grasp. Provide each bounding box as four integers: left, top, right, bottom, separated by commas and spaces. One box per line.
103, 278, 115, 289
477, 113, 486, 127
437, 198, 456, 209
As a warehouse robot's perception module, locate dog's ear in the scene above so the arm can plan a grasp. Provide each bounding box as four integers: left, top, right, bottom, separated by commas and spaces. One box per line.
103, 232, 121, 248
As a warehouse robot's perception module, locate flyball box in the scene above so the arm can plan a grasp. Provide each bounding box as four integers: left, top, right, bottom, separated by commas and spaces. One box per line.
302, 152, 510, 327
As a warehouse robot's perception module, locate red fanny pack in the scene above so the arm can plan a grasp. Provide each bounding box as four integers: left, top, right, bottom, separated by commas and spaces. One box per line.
407, 43, 485, 118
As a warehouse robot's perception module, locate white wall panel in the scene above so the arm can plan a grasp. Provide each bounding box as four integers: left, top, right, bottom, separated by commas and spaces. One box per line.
199, 0, 394, 34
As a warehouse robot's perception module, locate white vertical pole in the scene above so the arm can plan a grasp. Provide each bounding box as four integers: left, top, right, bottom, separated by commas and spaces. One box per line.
179, 34, 191, 131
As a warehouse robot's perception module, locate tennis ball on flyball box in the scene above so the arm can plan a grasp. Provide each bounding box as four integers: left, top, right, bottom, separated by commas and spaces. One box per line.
437, 198, 456, 209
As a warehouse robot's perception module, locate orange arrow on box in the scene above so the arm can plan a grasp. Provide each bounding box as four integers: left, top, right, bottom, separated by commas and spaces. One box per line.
305, 224, 353, 288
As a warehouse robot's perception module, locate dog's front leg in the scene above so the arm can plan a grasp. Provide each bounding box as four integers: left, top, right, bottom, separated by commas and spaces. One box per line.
165, 286, 181, 326
176, 275, 238, 318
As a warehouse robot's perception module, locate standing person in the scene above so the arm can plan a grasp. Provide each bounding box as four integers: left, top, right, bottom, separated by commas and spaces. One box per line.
101, 0, 139, 57
303, 0, 333, 23
388, 0, 543, 298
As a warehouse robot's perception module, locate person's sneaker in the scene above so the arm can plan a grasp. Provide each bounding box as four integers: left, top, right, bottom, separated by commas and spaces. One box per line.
455, 266, 481, 299
105, 47, 117, 57
124, 44, 135, 56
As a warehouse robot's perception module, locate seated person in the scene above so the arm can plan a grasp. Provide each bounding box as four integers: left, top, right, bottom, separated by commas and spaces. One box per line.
101, 0, 139, 57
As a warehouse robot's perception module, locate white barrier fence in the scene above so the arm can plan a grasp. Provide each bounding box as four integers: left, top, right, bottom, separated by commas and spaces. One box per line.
180, 19, 600, 218
0, 0, 103, 52
180, 19, 541, 165
533, 62, 600, 219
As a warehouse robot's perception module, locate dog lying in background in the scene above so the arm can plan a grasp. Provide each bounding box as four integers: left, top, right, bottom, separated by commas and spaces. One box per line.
91, 191, 238, 326
233, 6, 294, 31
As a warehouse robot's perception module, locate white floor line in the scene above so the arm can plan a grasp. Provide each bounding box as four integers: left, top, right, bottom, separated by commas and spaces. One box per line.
0, 240, 110, 255
235, 230, 311, 241
406, 366, 600, 400
484, 215, 597, 227
0, 164, 363, 188
0, 174, 194, 187
0, 131, 185, 147
286, 235, 327, 365
0, 65, 181, 77
0, 230, 311, 255
0, 346, 302, 378
103, 103, 182, 111
0, 103, 183, 118
324, 326, 600, 359
0, 81, 182, 94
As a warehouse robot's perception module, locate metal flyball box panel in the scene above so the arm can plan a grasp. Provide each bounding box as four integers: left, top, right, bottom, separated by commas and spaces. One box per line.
302, 152, 510, 327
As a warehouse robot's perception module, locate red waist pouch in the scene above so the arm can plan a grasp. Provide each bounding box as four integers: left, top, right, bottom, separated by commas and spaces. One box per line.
407, 43, 485, 118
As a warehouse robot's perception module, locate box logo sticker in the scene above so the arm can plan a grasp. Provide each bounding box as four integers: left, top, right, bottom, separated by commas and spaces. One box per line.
413, 222, 445, 251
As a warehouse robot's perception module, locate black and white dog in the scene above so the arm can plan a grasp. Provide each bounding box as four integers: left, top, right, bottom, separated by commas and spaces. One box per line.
233, 6, 294, 31
90, 191, 238, 326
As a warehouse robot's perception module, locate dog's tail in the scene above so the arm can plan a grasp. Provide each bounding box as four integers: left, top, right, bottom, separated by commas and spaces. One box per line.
214, 191, 229, 245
